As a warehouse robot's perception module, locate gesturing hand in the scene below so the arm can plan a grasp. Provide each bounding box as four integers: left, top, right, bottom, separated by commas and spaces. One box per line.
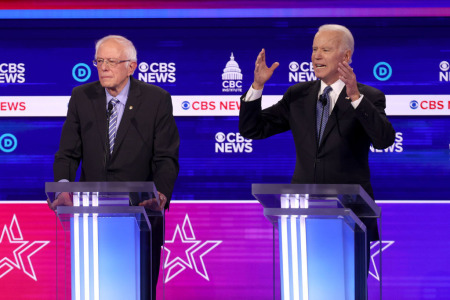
338, 61, 360, 101
252, 49, 279, 90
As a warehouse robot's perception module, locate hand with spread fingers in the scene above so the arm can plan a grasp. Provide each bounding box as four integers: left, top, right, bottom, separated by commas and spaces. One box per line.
338, 61, 360, 101
139, 191, 167, 211
47, 192, 73, 211
252, 48, 280, 90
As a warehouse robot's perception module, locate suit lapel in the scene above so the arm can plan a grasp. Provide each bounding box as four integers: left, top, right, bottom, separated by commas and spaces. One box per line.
320, 86, 353, 144
111, 77, 141, 158
91, 83, 108, 154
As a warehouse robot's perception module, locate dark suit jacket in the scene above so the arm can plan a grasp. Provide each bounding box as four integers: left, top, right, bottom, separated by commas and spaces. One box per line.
239, 80, 395, 240
54, 76, 180, 205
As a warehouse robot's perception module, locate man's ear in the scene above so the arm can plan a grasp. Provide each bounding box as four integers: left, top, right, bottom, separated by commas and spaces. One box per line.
128, 61, 137, 76
344, 50, 352, 63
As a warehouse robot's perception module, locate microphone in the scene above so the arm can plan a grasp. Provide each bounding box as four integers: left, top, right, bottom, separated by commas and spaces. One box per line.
319, 93, 327, 107
107, 101, 113, 117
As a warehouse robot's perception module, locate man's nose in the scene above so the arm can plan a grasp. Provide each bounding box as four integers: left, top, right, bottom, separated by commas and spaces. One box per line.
313, 51, 322, 59
101, 63, 110, 71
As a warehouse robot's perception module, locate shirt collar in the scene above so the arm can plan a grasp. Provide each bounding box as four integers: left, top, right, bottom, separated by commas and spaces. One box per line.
105, 78, 130, 106
319, 79, 345, 97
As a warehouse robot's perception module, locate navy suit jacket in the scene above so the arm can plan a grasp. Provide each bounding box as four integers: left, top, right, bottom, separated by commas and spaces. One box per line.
54, 76, 179, 204
239, 80, 395, 240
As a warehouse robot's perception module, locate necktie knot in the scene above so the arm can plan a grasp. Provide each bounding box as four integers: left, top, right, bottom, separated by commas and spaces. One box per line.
110, 98, 119, 107
322, 86, 332, 98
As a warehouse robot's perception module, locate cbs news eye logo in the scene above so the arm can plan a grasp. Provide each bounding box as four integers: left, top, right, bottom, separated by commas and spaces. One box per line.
440, 61, 449, 72
181, 101, 191, 110
410, 100, 419, 109
409, 99, 448, 110
0, 133, 18, 153
138, 62, 176, 83
215, 132, 226, 143
215, 132, 252, 153
289, 61, 300, 72
439, 61, 450, 82
0, 63, 25, 83
288, 61, 316, 82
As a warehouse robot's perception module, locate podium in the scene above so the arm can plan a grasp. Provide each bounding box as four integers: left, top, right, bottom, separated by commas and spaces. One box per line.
252, 184, 381, 300
46, 182, 163, 300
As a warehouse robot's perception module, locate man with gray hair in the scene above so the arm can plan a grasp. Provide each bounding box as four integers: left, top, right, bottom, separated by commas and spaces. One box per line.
52, 35, 179, 299
239, 24, 395, 244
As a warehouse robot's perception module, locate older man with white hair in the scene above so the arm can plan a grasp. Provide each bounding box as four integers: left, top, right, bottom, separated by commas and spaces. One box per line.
52, 35, 179, 299
239, 24, 395, 244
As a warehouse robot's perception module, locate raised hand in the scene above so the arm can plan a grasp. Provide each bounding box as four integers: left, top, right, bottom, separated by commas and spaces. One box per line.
338, 61, 360, 101
252, 49, 279, 90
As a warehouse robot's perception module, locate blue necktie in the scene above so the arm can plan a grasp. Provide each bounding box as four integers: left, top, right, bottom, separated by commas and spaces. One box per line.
108, 98, 120, 154
316, 86, 332, 145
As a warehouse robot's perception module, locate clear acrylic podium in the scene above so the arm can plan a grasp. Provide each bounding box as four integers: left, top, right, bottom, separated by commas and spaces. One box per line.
252, 184, 381, 300
46, 182, 163, 300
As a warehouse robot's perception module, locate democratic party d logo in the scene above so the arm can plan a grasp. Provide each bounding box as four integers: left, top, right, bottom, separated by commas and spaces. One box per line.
72, 63, 91, 82
373, 62, 392, 81
0, 133, 18, 153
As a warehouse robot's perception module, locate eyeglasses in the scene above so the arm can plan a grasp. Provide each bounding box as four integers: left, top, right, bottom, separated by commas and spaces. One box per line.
93, 58, 131, 68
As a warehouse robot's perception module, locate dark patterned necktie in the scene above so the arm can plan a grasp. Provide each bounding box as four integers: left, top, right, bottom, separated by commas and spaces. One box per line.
108, 98, 120, 154
316, 86, 332, 145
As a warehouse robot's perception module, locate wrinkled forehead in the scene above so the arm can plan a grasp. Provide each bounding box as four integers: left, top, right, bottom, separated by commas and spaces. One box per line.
313, 30, 344, 48
96, 39, 126, 58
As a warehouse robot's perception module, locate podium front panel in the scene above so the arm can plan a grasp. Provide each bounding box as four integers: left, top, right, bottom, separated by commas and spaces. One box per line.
47, 182, 161, 300
252, 184, 377, 300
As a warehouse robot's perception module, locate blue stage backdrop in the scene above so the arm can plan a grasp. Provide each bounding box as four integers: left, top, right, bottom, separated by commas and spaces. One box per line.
1, 17, 449, 201
0, 8, 450, 300
1, 116, 448, 201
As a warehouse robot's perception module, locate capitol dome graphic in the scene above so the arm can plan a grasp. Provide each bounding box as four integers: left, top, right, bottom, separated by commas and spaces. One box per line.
222, 53, 243, 80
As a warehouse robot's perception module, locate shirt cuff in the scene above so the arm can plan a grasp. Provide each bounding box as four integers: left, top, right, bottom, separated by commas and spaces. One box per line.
244, 85, 263, 102
351, 94, 364, 109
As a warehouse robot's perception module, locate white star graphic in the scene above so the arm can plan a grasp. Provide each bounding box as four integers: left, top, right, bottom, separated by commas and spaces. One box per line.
163, 214, 222, 283
164, 225, 201, 271
0, 215, 50, 281
0, 224, 27, 278
369, 240, 395, 281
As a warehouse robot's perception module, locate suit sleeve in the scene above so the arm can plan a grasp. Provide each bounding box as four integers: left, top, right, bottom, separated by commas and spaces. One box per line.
152, 91, 180, 206
354, 86, 396, 149
239, 88, 291, 140
53, 88, 82, 182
